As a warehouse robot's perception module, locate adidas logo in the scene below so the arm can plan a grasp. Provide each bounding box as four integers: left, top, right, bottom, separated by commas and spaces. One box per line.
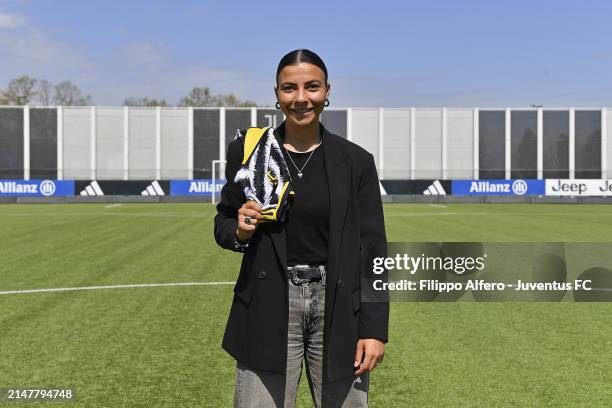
141, 180, 165, 196
423, 180, 446, 195
80, 181, 104, 196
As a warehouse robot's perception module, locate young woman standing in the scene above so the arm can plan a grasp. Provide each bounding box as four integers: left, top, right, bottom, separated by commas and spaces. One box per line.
215, 49, 388, 407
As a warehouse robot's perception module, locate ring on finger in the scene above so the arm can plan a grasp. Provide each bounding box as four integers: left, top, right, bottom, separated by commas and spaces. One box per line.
244, 216, 252, 225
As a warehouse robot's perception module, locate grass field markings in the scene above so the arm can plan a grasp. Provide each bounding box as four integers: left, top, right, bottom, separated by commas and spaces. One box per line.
385, 211, 612, 217
0, 212, 209, 217
0, 281, 235, 296
385, 212, 458, 216
428, 204, 448, 208
105, 204, 122, 208
99, 212, 208, 217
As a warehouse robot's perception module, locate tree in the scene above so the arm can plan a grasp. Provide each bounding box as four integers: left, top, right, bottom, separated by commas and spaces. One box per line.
178, 87, 257, 107
214, 93, 257, 107
0, 75, 37, 105
0, 76, 257, 107
53, 80, 92, 106
123, 97, 170, 107
36, 79, 53, 106
178, 87, 214, 107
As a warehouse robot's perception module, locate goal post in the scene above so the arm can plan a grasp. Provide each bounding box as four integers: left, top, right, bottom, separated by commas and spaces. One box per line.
211, 159, 226, 205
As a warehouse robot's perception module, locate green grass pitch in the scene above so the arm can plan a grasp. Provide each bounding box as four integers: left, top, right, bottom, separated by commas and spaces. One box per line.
1, 203, 612, 407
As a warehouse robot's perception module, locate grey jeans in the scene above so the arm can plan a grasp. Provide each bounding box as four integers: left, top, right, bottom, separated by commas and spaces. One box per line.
234, 270, 369, 407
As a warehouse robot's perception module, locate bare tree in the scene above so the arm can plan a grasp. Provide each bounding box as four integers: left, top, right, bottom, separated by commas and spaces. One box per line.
36, 79, 54, 106
123, 97, 170, 107
0, 75, 37, 105
53, 80, 92, 106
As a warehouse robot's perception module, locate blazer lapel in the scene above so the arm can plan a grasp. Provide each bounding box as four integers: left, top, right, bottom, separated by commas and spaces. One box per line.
321, 126, 350, 338
322, 127, 349, 283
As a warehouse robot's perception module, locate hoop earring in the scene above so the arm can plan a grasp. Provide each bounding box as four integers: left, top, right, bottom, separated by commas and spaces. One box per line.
275, 101, 280, 109
324, 99, 330, 107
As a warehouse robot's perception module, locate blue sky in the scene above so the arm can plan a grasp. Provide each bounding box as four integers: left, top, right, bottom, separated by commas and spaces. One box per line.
1, 0, 611, 107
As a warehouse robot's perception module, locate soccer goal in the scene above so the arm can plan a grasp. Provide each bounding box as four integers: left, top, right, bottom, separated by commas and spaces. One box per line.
211, 159, 226, 205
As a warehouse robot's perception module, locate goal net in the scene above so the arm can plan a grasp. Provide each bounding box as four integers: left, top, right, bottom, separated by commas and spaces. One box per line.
211, 159, 227, 205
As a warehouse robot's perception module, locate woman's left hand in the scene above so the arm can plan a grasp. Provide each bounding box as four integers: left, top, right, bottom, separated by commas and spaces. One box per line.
354, 338, 385, 375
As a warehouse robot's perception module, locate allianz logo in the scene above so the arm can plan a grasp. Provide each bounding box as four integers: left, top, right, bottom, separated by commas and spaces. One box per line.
469, 180, 528, 195
188, 181, 223, 193
0, 180, 56, 196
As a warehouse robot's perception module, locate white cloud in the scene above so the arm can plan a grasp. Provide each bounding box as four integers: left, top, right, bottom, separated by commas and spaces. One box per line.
92, 61, 273, 106
0, 9, 27, 28
98, 39, 278, 105
122, 41, 166, 66
0, 26, 94, 79
0, 8, 96, 101
0, 15, 270, 106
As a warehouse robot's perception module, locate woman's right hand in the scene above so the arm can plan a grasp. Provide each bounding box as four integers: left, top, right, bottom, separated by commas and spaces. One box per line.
236, 200, 262, 242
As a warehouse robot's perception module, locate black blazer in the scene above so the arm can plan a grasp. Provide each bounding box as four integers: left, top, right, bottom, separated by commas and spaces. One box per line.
214, 121, 389, 383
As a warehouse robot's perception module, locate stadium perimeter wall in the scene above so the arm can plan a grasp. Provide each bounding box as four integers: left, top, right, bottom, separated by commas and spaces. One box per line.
2, 195, 612, 204
1, 106, 611, 181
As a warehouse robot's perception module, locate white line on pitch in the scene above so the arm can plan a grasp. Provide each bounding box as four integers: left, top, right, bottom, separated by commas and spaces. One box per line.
0, 212, 208, 217
105, 203, 122, 208
0, 282, 234, 296
385, 212, 457, 216
429, 204, 447, 208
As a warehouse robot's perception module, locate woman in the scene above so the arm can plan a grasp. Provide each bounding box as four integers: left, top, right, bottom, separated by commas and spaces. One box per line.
214, 49, 388, 407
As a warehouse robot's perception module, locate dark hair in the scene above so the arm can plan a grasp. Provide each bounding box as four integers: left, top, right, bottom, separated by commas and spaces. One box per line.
276, 49, 328, 85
